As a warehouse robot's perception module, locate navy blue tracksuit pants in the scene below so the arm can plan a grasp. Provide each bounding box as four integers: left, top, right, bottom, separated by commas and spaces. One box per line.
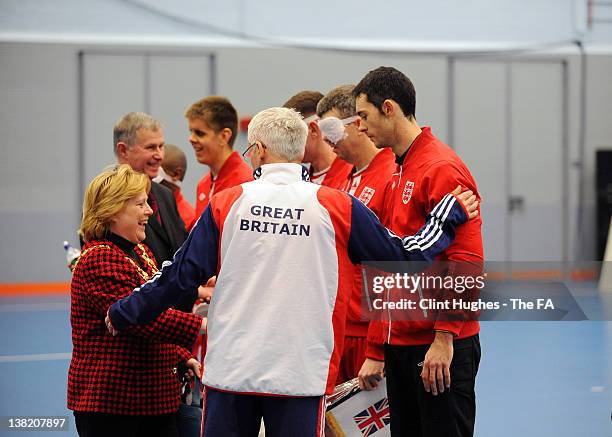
202, 387, 325, 437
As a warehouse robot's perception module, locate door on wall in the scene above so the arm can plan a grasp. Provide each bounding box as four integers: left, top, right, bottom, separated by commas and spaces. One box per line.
450, 58, 568, 263
80, 51, 215, 205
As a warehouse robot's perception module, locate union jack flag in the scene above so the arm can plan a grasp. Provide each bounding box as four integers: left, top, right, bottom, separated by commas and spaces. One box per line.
353, 397, 390, 436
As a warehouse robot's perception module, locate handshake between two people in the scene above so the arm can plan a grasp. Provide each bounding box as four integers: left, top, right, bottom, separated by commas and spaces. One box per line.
193, 275, 216, 317
104, 275, 217, 338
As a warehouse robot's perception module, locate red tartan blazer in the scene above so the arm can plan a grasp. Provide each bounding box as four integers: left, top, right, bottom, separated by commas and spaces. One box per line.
67, 239, 202, 415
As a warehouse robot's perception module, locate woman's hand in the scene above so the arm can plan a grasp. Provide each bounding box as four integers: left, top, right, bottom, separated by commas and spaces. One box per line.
198, 276, 216, 302
185, 358, 202, 379
105, 309, 118, 336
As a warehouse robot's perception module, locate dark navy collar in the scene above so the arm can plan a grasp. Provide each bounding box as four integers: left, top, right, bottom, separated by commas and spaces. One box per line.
253, 164, 310, 182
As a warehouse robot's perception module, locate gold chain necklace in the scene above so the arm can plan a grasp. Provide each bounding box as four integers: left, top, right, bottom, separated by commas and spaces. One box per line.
72, 244, 111, 270
126, 244, 159, 281
74, 243, 158, 281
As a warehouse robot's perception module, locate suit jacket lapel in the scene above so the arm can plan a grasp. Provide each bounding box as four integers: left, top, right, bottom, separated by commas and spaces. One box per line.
146, 214, 171, 247
155, 191, 179, 249
152, 182, 184, 250
147, 185, 170, 246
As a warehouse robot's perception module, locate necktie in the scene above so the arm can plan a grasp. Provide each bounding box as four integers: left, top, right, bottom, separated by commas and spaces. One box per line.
148, 193, 162, 226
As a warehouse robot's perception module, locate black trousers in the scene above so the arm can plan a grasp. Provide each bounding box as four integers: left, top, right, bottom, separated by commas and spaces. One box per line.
384, 335, 481, 437
73, 411, 179, 437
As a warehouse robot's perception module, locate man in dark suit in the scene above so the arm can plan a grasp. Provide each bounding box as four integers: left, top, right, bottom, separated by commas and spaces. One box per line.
114, 112, 194, 311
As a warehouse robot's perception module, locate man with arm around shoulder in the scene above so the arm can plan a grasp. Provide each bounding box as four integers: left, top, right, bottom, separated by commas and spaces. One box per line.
355, 66, 484, 437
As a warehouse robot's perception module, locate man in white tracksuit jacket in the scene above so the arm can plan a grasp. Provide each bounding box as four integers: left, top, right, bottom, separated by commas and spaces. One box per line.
108, 107, 478, 437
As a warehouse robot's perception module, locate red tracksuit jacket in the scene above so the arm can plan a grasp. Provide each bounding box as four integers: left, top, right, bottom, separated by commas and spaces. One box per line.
311, 156, 353, 189
340, 148, 397, 337
366, 127, 484, 360
194, 151, 254, 220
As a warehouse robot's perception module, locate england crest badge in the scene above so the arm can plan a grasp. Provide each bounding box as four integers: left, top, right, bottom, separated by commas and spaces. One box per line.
402, 181, 414, 204
358, 187, 376, 206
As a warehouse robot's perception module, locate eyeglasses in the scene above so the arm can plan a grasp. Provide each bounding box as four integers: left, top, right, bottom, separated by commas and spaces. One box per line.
340, 115, 360, 126
242, 141, 267, 158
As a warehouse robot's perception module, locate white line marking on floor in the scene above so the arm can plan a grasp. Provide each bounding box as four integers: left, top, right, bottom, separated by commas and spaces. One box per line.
0, 353, 72, 363
0, 303, 69, 312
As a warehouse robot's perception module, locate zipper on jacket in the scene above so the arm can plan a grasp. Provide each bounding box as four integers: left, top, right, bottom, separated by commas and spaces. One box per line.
386, 164, 404, 344
416, 281, 428, 318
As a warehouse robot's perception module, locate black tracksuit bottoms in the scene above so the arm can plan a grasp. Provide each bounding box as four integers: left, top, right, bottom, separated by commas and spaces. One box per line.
384, 334, 481, 437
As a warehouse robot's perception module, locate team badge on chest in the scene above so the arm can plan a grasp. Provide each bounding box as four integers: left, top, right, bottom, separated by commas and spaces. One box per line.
358, 187, 375, 206
402, 180, 415, 204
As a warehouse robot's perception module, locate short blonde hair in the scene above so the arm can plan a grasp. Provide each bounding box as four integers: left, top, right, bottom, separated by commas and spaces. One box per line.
79, 164, 151, 242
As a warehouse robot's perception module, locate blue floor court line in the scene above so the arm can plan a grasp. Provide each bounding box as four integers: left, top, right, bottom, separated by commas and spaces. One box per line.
0, 295, 610, 437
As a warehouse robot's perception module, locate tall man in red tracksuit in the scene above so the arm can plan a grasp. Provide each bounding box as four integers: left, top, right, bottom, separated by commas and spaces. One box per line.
354, 66, 484, 437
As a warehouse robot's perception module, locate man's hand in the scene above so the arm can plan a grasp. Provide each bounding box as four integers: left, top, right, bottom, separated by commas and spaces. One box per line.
185, 358, 202, 379
358, 358, 384, 390
421, 331, 454, 395
105, 309, 118, 336
452, 185, 478, 219
198, 276, 216, 302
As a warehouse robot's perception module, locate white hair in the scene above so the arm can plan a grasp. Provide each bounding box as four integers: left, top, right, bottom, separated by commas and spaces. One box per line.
247, 107, 308, 161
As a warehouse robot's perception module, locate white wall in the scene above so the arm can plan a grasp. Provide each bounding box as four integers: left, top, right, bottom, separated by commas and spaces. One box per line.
217, 48, 448, 131
4, 0, 612, 46
144, 0, 588, 43
0, 43, 80, 281
0, 41, 611, 282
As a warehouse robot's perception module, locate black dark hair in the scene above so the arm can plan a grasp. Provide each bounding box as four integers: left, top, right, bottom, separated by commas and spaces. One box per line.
353, 66, 416, 118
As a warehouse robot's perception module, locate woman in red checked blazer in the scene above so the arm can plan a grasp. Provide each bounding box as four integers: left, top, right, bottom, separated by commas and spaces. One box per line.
67, 165, 205, 437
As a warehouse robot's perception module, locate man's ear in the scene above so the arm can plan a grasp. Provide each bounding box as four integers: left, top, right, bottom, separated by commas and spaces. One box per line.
174, 167, 185, 182
219, 128, 233, 148
116, 142, 129, 158
309, 121, 320, 138
382, 99, 395, 117
257, 141, 267, 160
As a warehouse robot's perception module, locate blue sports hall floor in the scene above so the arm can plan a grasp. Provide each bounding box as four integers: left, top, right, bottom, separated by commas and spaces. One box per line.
0, 292, 610, 437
